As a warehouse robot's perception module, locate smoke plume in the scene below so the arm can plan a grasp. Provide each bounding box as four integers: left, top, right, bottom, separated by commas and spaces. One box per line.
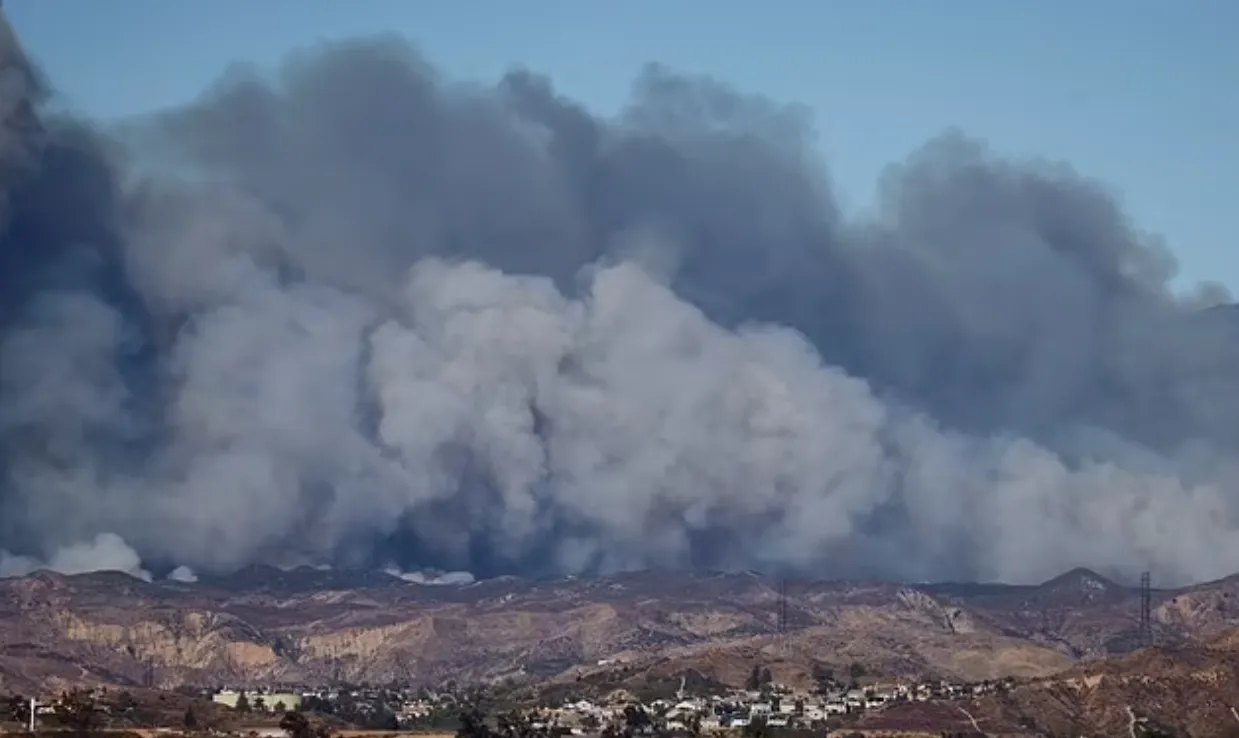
1, 23, 1238, 587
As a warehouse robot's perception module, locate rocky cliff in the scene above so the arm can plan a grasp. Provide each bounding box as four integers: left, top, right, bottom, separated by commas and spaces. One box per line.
2, 566, 1236, 695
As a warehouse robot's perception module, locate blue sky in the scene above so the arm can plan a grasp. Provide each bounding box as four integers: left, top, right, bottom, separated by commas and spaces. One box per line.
7, 0, 1237, 291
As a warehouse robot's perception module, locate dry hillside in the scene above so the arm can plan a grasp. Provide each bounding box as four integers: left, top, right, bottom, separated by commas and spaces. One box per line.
1, 566, 1237, 697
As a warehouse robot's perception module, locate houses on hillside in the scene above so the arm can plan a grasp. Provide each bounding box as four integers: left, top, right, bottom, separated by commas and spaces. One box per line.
529, 677, 1006, 733
202, 675, 1011, 733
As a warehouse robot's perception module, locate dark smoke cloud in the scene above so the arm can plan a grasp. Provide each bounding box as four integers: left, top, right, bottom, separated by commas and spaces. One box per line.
1, 23, 1238, 587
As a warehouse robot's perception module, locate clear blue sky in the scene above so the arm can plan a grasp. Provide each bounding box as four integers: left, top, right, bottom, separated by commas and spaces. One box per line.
7, 0, 1237, 291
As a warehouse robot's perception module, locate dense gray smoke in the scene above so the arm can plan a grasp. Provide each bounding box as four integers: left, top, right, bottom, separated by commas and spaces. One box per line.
2, 25, 1238, 587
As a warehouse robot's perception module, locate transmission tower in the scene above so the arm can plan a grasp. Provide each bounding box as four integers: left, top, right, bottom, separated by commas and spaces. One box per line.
1139, 571, 1152, 648
778, 578, 788, 634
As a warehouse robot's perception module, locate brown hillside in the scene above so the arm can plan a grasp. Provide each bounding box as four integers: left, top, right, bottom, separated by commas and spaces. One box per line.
969, 633, 1239, 737
0, 566, 1234, 695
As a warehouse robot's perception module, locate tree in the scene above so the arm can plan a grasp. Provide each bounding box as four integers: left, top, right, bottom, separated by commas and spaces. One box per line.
456, 707, 494, 738
376, 709, 399, 731
748, 663, 768, 688
302, 695, 334, 715
811, 664, 834, 694
745, 666, 762, 691
496, 710, 544, 738
281, 710, 314, 738
742, 714, 769, 738
281, 713, 334, 738
114, 691, 139, 715
235, 691, 251, 713
623, 705, 651, 733
54, 689, 103, 732
848, 662, 866, 680
254, 695, 267, 712
5, 694, 32, 727
274, 700, 288, 713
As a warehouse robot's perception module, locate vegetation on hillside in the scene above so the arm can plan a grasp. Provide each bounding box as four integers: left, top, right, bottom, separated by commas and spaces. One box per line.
0, 688, 342, 738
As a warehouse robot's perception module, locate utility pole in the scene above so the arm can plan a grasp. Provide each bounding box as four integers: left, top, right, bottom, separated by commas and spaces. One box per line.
28, 696, 36, 733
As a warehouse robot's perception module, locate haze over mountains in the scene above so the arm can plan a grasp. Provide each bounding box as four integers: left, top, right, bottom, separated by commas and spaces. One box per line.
2, 7, 1239, 589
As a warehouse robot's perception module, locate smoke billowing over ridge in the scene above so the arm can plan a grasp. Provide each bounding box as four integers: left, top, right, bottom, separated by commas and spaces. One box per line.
1, 22, 1238, 587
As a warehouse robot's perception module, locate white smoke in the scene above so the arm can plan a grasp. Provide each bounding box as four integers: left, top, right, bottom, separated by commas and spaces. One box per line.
385, 567, 476, 586
167, 565, 198, 582
6, 255, 1239, 587
358, 258, 1239, 584
0, 532, 151, 581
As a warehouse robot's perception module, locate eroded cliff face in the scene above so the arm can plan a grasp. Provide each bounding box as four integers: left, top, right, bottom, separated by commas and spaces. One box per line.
0, 566, 1234, 691
299, 620, 434, 662
42, 610, 287, 685
5, 595, 641, 688
1155, 587, 1239, 637
54, 611, 266, 664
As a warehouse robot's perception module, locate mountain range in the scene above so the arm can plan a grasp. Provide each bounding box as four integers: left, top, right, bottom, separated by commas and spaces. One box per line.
2, 564, 1238, 700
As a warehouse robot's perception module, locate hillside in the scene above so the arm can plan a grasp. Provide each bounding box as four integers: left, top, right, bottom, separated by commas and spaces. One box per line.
959, 631, 1239, 737
2, 566, 1238, 695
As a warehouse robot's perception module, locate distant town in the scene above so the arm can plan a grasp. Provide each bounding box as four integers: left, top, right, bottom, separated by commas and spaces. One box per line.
3, 669, 1023, 737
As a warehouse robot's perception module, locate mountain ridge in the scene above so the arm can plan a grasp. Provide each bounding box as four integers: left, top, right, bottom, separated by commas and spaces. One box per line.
25, 562, 1154, 594
3, 564, 1237, 697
